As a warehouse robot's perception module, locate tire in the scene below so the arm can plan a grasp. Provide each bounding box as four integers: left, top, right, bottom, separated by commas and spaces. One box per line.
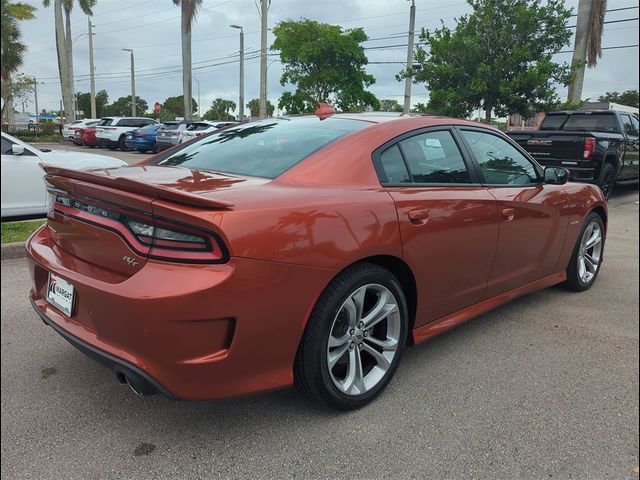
597, 163, 616, 200
137, 149, 147, 154
88, 145, 95, 149
295, 263, 408, 410
563, 212, 605, 292
118, 136, 130, 151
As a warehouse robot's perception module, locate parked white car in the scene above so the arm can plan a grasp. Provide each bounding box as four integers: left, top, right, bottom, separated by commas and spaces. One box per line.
1, 132, 126, 219
95, 117, 158, 150
181, 121, 238, 141
61, 118, 100, 142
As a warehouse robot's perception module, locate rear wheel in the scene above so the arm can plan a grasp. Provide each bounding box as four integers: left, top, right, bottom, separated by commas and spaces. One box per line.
118, 135, 130, 151
295, 263, 408, 410
564, 212, 605, 292
597, 163, 615, 200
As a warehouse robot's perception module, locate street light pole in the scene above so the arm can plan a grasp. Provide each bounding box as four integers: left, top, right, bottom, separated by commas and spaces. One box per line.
230, 25, 245, 121
122, 49, 136, 116
259, 0, 268, 119
88, 17, 96, 118
403, 0, 416, 114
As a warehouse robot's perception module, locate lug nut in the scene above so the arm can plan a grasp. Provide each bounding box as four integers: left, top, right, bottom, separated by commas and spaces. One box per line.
349, 329, 355, 335
364, 330, 369, 337
349, 342, 354, 349
358, 343, 363, 349
358, 322, 364, 328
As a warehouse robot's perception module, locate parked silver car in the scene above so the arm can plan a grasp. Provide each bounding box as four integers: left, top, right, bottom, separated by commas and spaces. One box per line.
155, 121, 193, 151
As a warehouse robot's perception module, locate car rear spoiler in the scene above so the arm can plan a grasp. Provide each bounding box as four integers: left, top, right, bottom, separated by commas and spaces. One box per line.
42, 165, 234, 210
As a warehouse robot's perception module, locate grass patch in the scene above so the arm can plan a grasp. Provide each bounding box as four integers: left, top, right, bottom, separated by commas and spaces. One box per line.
1, 220, 45, 244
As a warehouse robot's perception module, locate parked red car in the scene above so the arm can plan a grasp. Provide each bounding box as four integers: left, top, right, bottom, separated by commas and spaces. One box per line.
27, 113, 607, 410
77, 126, 98, 147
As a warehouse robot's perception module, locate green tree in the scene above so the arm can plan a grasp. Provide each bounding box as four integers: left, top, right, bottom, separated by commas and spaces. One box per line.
162, 95, 198, 117
380, 99, 403, 112
203, 98, 236, 121
1, 0, 36, 124
598, 90, 639, 108
246, 98, 274, 118
103, 96, 148, 117
76, 89, 108, 118
402, 0, 573, 122
272, 19, 378, 113
172, 0, 202, 119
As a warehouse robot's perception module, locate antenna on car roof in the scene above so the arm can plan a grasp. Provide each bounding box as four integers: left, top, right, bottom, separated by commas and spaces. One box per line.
315, 103, 336, 121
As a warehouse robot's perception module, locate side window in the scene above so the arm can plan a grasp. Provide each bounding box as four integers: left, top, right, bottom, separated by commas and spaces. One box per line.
399, 130, 471, 183
115, 119, 128, 127
379, 145, 410, 183
461, 130, 539, 185
1, 137, 13, 154
621, 115, 639, 137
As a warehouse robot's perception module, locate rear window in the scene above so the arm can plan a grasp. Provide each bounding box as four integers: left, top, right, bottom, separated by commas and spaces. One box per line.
542, 113, 619, 133
98, 118, 114, 126
187, 123, 212, 132
539, 114, 567, 130
151, 117, 368, 179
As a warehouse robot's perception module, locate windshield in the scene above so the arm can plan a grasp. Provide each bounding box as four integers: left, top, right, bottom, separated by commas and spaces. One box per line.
151, 117, 368, 179
187, 123, 212, 132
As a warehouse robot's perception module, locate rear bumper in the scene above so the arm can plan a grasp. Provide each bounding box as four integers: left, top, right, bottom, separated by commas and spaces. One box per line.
124, 139, 154, 150
30, 297, 175, 397
26, 225, 334, 400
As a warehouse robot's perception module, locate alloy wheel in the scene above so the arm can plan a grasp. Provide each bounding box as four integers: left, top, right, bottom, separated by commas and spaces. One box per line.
577, 221, 603, 284
326, 284, 401, 396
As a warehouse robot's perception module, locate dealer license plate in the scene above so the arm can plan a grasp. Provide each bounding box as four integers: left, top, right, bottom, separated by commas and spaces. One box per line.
47, 273, 75, 316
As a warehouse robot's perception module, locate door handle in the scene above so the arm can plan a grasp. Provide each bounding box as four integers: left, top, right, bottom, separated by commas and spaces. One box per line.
408, 209, 429, 225
502, 208, 515, 222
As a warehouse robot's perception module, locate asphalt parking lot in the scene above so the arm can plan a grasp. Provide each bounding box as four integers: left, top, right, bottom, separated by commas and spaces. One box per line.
1, 187, 638, 480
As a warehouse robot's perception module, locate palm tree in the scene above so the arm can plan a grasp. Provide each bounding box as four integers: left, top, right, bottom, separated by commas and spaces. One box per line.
567, 0, 607, 102
173, 0, 202, 120
42, 0, 95, 122
1, 0, 36, 124
62, 0, 96, 117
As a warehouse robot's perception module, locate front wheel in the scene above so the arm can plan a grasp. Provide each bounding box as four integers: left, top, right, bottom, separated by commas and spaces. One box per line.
564, 212, 605, 292
295, 263, 408, 410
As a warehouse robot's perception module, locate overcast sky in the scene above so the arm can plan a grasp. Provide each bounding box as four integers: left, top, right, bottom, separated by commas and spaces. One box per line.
16, 0, 640, 116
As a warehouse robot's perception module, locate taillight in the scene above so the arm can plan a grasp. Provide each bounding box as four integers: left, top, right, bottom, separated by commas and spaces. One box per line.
51, 193, 227, 263
583, 137, 596, 160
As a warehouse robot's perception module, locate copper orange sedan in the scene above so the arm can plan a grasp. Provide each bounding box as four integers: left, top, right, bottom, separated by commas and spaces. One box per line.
27, 113, 607, 410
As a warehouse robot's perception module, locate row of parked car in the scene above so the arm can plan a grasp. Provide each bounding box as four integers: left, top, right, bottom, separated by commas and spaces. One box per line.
62, 117, 238, 153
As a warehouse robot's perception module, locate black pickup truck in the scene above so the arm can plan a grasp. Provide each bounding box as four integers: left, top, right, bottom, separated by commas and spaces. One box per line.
508, 110, 639, 199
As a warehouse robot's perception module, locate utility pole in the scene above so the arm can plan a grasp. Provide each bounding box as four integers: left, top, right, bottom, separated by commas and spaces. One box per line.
230, 25, 245, 121
403, 0, 416, 114
88, 17, 96, 118
32, 77, 39, 125
259, 0, 268, 119
567, 0, 593, 103
193, 77, 201, 117
122, 49, 136, 116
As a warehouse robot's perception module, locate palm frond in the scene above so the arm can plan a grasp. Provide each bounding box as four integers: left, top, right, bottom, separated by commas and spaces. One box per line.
587, 0, 607, 67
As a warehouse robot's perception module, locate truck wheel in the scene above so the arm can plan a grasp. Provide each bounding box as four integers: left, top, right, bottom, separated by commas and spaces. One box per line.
597, 163, 615, 200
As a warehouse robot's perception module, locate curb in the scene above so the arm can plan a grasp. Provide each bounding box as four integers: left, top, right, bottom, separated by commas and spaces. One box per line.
1, 241, 26, 261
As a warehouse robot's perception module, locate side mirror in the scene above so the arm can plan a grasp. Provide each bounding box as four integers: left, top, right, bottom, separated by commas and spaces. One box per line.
11, 144, 24, 155
544, 167, 569, 185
